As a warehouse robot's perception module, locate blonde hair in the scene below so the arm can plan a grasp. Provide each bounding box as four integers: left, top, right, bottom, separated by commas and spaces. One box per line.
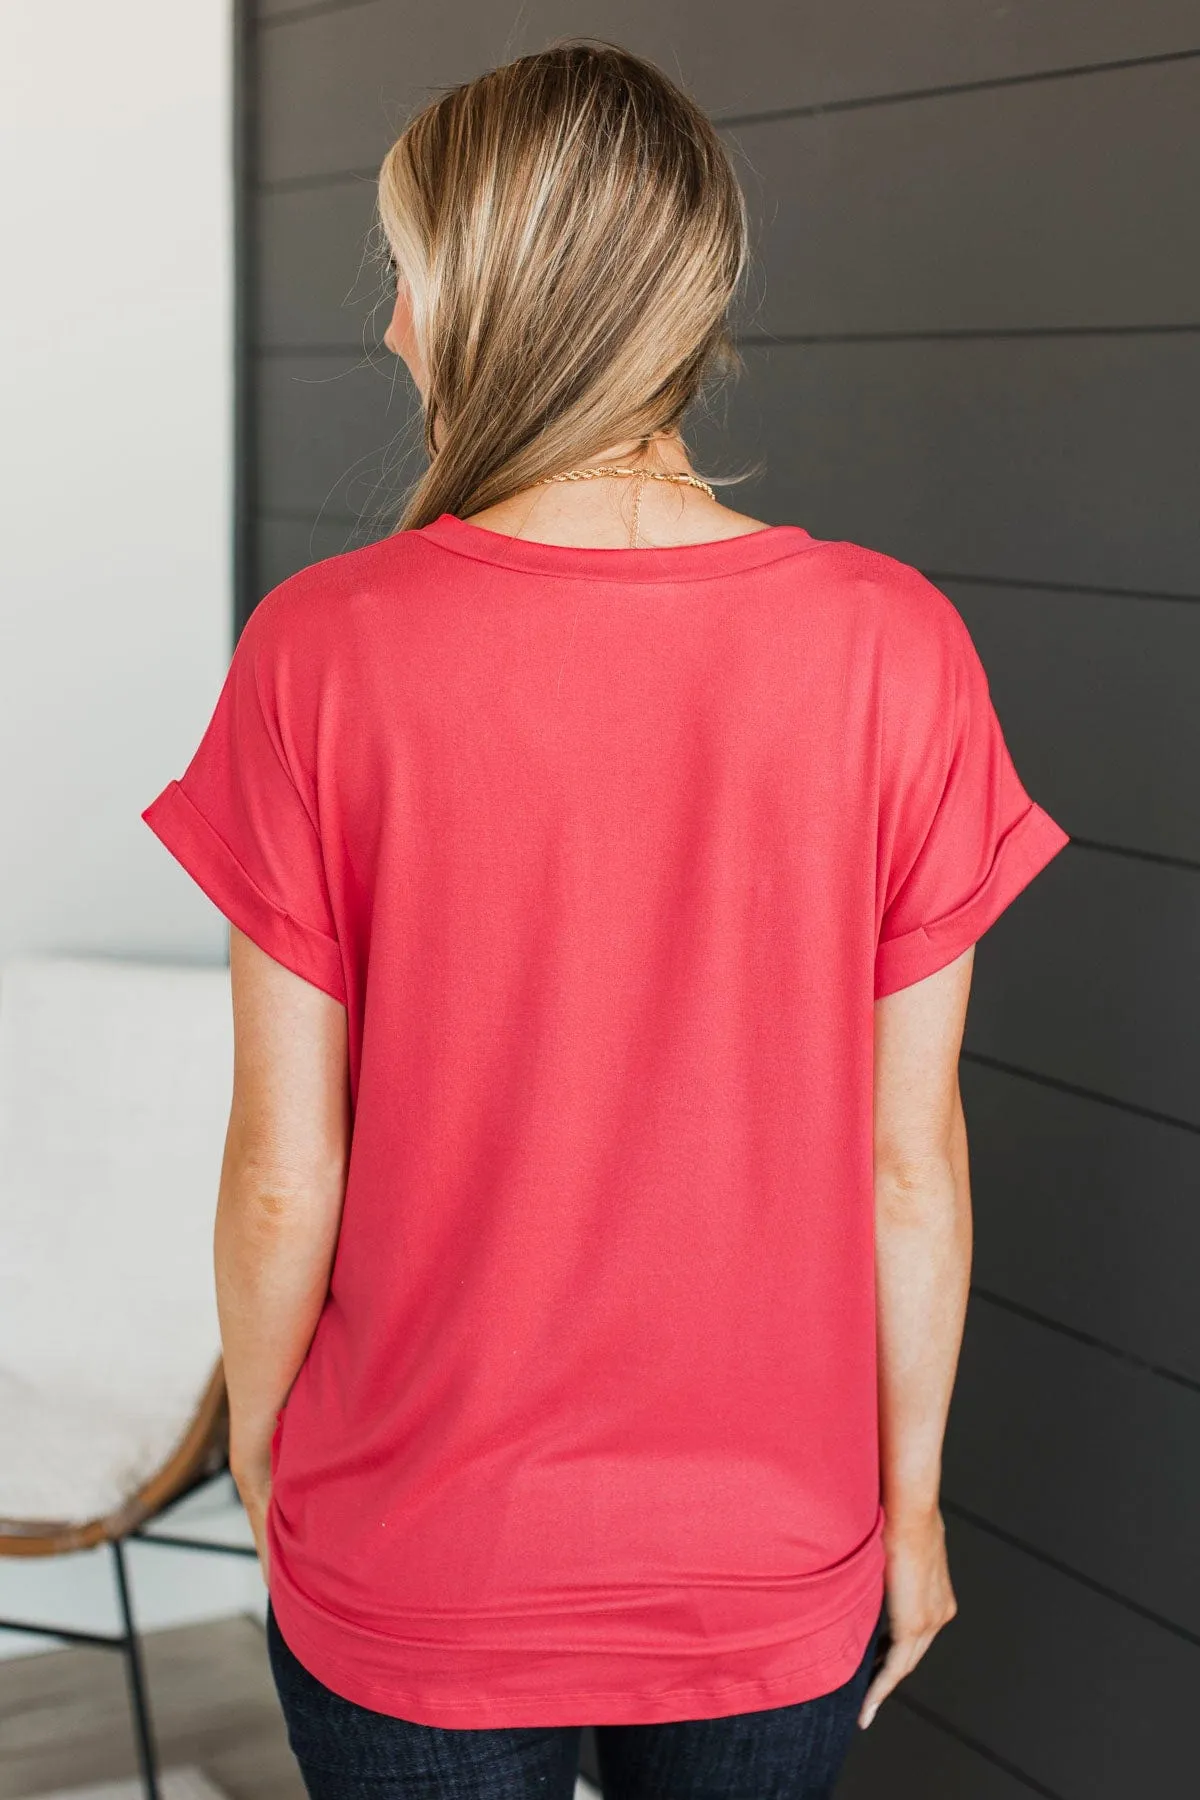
377, 39, 754, 531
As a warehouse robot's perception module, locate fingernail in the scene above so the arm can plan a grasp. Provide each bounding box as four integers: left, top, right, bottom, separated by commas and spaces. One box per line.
860, 1706, 876, 1729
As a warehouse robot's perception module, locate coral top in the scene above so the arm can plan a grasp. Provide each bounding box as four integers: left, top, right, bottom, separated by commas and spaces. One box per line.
141, 513, 1069, 1727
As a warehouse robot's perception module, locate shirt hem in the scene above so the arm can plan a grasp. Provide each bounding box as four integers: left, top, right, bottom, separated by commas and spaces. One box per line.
266, 1566, 886, 1728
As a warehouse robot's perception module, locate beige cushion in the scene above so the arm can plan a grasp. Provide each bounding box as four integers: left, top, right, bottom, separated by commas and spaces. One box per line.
0, 955, 230, 1527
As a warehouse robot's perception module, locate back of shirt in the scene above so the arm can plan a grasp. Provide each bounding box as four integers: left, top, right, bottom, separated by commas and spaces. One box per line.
142, 512, 1070, 1727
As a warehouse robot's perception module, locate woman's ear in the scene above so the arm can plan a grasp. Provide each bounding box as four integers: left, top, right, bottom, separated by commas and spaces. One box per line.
384, 278, 425, 398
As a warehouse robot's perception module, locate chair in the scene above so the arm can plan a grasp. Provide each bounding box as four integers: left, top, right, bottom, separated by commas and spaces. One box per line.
0, 953, 255, 1799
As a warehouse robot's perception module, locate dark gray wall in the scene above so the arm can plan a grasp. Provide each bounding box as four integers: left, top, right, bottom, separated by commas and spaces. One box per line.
242, 5, 1200, 1793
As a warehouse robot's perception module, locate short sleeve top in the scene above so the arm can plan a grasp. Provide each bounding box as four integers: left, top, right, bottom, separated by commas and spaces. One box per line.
142, 514, 1069, 1727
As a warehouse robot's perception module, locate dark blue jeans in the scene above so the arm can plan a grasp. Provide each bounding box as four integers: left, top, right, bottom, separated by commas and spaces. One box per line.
266, 1598, 887, 1798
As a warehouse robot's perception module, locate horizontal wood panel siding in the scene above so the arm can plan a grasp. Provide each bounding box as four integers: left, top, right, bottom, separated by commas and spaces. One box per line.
255, 3, 1200, 182
256, 179, 382, 349
255, 352, 421, 521
839, 1698, 1041, 1798
257, 1, 378, 22
258, 337, 1200, 596
906, 1515, 1200, 1798
689, 337, 1200, 594
729, 57, 1200, 334
945, 582, 1200, 868
946, 1299, 1200, 1630
962, 1061, 1200, 1382
967, 848, 1199, 1126
254, 57, 1200, 349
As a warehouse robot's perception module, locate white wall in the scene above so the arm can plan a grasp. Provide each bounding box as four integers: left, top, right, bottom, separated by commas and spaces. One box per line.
0, 0, 260, 1656
0, 0, 235, 965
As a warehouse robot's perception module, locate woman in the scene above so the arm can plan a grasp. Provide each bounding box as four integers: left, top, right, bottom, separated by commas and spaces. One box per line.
142, 39, 1070, 1800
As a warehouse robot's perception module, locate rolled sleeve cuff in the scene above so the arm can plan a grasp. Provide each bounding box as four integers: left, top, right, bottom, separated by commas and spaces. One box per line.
874, 800, 1070, 999
142, 780, 347, 1006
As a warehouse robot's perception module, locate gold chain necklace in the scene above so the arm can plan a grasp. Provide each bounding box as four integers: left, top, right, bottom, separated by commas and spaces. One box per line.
533, 465, 716, 548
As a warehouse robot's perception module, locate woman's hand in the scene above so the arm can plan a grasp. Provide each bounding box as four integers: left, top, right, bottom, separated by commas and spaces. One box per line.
231, 1454, 273, 1588
858, 1506, 957, 1729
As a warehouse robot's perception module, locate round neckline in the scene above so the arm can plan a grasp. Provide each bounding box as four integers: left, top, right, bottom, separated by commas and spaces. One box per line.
419, 511, 815, 583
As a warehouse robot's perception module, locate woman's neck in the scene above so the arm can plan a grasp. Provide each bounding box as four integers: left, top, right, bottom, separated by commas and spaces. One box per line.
463, 433, 769, 550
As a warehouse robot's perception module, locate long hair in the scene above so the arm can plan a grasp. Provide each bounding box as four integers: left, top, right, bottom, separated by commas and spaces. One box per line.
377, 39, 753, 531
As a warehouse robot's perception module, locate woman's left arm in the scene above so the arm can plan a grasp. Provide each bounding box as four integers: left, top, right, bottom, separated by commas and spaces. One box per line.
216, 924, 352, 1578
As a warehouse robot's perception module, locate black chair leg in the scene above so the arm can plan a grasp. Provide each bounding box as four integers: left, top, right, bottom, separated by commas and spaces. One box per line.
110, 1538, 162, 1800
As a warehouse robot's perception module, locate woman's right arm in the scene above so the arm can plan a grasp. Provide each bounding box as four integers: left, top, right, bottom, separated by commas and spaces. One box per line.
858, 944, 975, 1729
